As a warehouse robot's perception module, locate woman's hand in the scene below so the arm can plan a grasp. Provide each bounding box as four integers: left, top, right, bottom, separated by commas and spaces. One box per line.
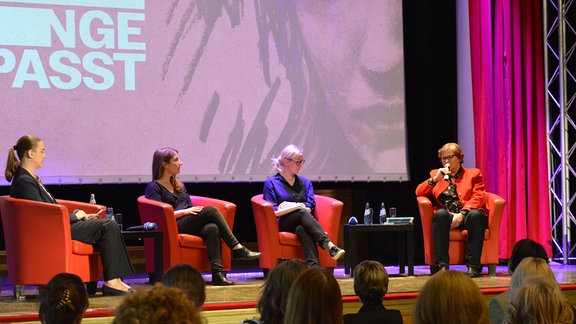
187, 206, 204, 215
76, 210, 99, 221
434, 164, 451, 182
450, 213, 464, 229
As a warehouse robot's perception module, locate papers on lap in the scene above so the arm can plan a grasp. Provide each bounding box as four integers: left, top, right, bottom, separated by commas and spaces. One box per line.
275, 202, 311, 217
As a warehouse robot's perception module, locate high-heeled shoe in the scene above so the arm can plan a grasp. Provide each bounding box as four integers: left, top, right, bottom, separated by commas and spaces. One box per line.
102, 284, 136, 296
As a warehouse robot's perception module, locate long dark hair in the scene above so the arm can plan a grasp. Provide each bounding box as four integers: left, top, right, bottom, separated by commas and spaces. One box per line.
257, 259, 307, 324
151, 147, 184, 192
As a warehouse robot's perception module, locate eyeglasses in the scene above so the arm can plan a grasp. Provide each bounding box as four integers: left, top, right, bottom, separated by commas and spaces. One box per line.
287, 159, 306, 166
440, 155, 456, 162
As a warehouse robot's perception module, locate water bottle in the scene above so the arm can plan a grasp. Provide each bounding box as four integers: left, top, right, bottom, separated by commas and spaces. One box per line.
379, 202, 387, 224
106, 207, 114, 220
363, 202, 373, 225
89, 194, 96, 204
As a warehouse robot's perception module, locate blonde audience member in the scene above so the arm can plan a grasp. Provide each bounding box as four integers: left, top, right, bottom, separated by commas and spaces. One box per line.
413, 270, 489, 324
504, 275, 574, 324
38, 273, 89, 324
284, 268, 343, 324
112, 283, 203, 324
507, 257, 555, 302
489, 238, 548, 324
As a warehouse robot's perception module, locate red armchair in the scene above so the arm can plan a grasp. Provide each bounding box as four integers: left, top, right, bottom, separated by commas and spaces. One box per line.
0, 196, 104, 299
417, 192, 505, 275
251, 194, 343, 272
137, 195, 236, 275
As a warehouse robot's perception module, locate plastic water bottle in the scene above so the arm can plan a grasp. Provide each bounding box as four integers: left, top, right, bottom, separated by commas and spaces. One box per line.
89, 194, 96, 204
106, 207, 114, 220
364, 202, 373, 225
379, 202, 387, 224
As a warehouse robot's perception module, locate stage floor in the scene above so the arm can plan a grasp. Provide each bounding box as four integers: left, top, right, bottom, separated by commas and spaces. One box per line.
1, 262, 576, 323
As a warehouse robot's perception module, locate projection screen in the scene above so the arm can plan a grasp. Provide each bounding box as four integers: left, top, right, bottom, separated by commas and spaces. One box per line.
0, 0, 407, 184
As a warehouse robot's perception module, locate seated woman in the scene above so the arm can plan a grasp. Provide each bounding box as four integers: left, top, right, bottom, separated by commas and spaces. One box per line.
263, 144, 344, 268
5, 135, 134, 296
145, 147, 262, 286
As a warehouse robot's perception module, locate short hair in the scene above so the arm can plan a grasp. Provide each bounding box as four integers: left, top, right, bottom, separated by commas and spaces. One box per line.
353, 260, 389, 305
38, 273, 89, 324
507, 238, 548, 274
508, 257, 555, 301
413, 270, 490, 324
284, 268, 343, 324
161, 263, 206, 307
271, 144, 303, 172
112, 283, 202, 324
437, 142, 464, 164
505, 275, 574, 324
256, 259, 308, 324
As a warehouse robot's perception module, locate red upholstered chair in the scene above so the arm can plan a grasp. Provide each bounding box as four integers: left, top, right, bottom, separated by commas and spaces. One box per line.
0, 196, 104, 299
251, 194, 343, 273
137, 195, 236, 275
417, 192, 505, 276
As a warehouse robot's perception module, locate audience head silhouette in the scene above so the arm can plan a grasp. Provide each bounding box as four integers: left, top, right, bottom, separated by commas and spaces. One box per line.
38, 273, 89, 324
112, 283, 202, 324
161, 263, 206, 307
504, 274, 574, 324
283, 268, 343, 324
507, 238, 548, 274
255, 259, 307, 324
413, 270, 489, 324
507, 256, 555, 301
353, 260, 389, 305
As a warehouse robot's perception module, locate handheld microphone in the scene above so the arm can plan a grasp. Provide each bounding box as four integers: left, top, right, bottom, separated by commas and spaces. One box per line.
443, 163, 451, 181
126, 222, 158, 231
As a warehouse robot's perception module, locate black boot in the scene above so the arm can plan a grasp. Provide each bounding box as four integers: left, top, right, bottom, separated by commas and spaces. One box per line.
233, 246, 262, 260
212, 272, 234, 286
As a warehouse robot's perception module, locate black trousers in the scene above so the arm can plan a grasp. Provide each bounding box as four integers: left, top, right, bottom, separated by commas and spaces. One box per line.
176, 206, 240, 273
278, 209, 330, 268
71, 218, 134, 281
432, 208, 487, 270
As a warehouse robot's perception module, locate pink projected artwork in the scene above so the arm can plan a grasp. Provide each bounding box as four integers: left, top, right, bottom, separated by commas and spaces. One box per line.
0, 0, 406, 184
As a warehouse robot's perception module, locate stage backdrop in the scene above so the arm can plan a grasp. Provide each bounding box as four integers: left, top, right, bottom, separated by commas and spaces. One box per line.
0, 0, 407, 184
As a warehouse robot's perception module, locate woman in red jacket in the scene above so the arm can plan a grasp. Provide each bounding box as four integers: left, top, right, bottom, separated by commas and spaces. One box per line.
415, 143, 487, 277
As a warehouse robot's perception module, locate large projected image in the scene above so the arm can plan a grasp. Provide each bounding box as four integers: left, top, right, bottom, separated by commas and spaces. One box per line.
0, 0, 407, 184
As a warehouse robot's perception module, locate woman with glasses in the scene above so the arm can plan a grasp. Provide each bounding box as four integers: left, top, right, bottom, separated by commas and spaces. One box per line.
263, 144, 345, 268
415, 142, 487, 277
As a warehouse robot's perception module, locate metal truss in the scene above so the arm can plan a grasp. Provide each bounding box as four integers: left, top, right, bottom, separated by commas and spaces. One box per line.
545, 0, 576, 263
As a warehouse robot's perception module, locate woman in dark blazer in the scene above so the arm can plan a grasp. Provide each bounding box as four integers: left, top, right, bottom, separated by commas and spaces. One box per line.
5, 135, 135, 296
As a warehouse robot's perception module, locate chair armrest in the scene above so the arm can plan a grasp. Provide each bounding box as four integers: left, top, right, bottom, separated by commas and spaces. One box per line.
57, 199, 106, 217
191, 196, 236, 230
314, 195, 343, 243
484, 192, 506, 236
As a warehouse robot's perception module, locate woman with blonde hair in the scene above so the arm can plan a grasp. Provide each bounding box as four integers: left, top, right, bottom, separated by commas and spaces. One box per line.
263, 144, 344, 268
413, 270, 489, 324
504, 274, 574, 324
